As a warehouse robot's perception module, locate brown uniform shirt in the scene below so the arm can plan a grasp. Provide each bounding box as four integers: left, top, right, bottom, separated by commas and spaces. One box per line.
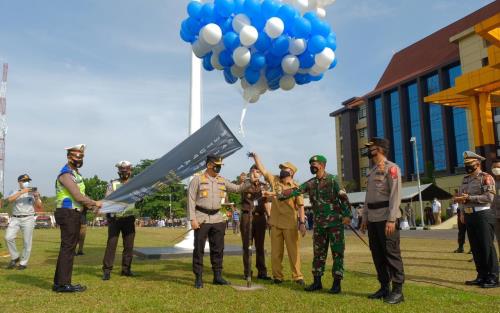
363, 159, 402, 222
460, 171, 495, 210
188, 172, 250, 224
241, 181, 271, 215
264, 173, 304, 229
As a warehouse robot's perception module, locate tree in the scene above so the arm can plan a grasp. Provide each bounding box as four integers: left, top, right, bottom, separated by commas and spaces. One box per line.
83, 175, 108, 201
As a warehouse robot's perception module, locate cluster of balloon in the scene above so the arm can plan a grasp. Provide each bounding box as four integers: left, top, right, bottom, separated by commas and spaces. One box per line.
180, 0, 337, 103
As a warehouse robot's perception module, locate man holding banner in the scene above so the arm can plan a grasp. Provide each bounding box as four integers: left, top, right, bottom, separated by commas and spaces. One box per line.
188, 155, 251, 289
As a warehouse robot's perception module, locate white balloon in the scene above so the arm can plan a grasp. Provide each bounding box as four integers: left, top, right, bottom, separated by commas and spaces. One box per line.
240, 25, 258, 47
281, 55, 300, 75
316, 7, 326, 18
256, 75, 268, 94
289, 38, 307, 55
243, 86, 260, 103
233, 47, 251, 67
241, 78, 250, 90
315, 48, 335, 68
232, 14, 251, 33
310, 63, 328, 74
211, 51, 224, 70
264, 17, 284, 39
213, 41, 225, 53
200, 23, 222, 46
279, 75, 296, 91
230, 65, 245, 78
192, 40, 212, 58
294, 0, 309, 12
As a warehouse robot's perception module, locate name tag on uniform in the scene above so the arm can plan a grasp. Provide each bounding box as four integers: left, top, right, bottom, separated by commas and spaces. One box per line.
253, 200, 259, 207
464, 207, 473, 214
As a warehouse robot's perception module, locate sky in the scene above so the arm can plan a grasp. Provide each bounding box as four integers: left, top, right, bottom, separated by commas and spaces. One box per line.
0, 0, 494, 196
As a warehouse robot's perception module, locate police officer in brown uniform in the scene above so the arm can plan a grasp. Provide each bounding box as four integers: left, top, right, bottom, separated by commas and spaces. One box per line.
188, 155, 251, 288
240, 165, 272, 280
455, 151, 499, 288
360, 138, 405, 304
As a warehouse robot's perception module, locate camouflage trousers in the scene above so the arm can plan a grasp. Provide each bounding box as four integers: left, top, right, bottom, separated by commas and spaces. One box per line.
312, 224, 345, 278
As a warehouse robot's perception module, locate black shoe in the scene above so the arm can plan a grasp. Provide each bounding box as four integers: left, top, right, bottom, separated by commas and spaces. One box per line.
329, 277, 341, 294
257, 274, 272, 281
480, 278, 499, 289
102, 272, 111, 281
6, 258, 20, 269
121, 271, 135, 277
213, 272, 230, 285
467, 250, 472, 254
453, 247, 464, 253
53, 284, 86, 293
76, 251, 84, 256
465, 277, 484, 286
384, 283, 404, 304
368, 285, 390, 299
17, 265, 27, 270
71, 284, 87, 292
273, 279, 283, 284
195, 274, 203, 289
305, 276, 322, 292
295, 279, 305, 286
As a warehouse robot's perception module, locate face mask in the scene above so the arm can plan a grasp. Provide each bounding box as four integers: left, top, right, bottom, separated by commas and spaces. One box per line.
492, 168, 500, 176
119, 172, 131, 180
465, 164, 477, 174
310, 166, 319, 175
279, 170, 291, 179
367, 149, 376, 159
213, 165, 222, 174
21, 182, 30, 188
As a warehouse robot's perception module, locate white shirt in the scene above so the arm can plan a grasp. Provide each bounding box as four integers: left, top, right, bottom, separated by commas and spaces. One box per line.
9, 190, 36, 216
432, 201, 441, 213
451, 203, 459, 214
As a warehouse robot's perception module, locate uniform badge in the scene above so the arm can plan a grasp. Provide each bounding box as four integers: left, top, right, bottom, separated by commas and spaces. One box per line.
389, 167, 398, 180
485, 175, 494, 185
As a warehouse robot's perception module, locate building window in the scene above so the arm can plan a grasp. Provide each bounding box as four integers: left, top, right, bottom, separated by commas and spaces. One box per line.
427, 74, 447, 171
358, 128, 367, 138
374, 97, 384, 138
360, 167, 369, 177
390, 90, 405, 173
360, 147, 368, 156
407, 83, 424, 173
482, 57, 489, 67
358, 104, 367, 120
448, 65, 469, 168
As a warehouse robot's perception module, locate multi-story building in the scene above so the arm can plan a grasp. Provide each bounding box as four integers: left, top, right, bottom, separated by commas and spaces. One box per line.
331, 2, 500, 192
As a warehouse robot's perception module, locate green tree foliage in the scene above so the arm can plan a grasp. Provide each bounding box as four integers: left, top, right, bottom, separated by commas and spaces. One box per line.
132, 160, 187, 219
83, 175, 108, 201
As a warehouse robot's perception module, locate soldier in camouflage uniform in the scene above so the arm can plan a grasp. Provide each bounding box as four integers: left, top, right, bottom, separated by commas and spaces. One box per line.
277, 155, 351, 294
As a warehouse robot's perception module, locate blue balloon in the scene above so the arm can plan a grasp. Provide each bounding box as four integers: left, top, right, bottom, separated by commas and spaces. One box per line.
223, 32, 240, 51
185, 17, 202, 36
308, 35, 326, 54
180, 28, 195, 43
250, 52, 266, 70
187, 1, 203, 20
251, 14, 265, 31
234, 0, 244, 13
292, 17, 311, 39
298, 52, 314, 69
315, 20, 331, 38
215, 0, 235, 18
224, 68, 238, 84
270, 35, 289, 56
219, 50, 234, 67
326, 33, 337, 51
310, 73, 323, 81
265, 67, 283, 85
203, 53, 215, 71
254, 32, 271, 52
262, 0, 281, 19
244, 0, 261, 17
245, 67, 260, 84
294, 73, 311, 85
201, 3, 215, 24
266, 53, 282, 67
277, 4, 297, 25
329, 57, 337, 69
219, 16, 233, 33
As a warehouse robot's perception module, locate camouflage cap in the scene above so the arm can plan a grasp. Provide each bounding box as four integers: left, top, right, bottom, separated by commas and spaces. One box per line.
309, 155, 327, 164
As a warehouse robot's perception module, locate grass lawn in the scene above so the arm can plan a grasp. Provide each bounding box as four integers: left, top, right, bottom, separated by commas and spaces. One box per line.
0, 227, 498, 313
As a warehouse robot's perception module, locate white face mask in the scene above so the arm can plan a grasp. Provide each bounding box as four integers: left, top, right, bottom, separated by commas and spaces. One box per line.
492, 168, 500, 176
21, 182, 30, 188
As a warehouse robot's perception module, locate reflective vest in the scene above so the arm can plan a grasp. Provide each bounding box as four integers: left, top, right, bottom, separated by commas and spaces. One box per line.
110, 179, 135, 217
55, 164, 86, 209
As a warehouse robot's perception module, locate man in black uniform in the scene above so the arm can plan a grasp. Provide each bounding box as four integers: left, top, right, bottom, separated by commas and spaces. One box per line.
360, 138, 405, 304
455, 151, 499, 288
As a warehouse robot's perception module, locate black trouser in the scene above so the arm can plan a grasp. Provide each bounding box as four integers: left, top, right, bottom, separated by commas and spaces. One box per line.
464, 210, 499, 281
102, 215, 136, 273
367, 221, 405, 286
53, 208, 81, 285
193, 222, 225, 275
457, 214, 468, 248
240, 212, 267, 277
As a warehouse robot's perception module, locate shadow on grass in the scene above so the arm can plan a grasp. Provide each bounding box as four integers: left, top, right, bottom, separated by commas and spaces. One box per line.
401, 249, 458, 254
5, 273, 52, 290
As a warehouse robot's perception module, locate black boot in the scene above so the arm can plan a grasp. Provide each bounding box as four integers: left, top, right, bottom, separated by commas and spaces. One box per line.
368, 284, 390, 299
213, 272, 230, 285
102, 272, 111, 281
329, 276, 342, 294
453, 246, 464, 253
194, 274, 203, 289
304, 276, 322, 292
384, 282, 404, 304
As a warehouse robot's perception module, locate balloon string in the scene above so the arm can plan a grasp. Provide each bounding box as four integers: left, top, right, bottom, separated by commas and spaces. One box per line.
239, 102, 248, 138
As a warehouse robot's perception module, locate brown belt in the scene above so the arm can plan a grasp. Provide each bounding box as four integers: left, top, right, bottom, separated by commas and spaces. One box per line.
195, 206, 219, 215
367, 201, 389, 210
